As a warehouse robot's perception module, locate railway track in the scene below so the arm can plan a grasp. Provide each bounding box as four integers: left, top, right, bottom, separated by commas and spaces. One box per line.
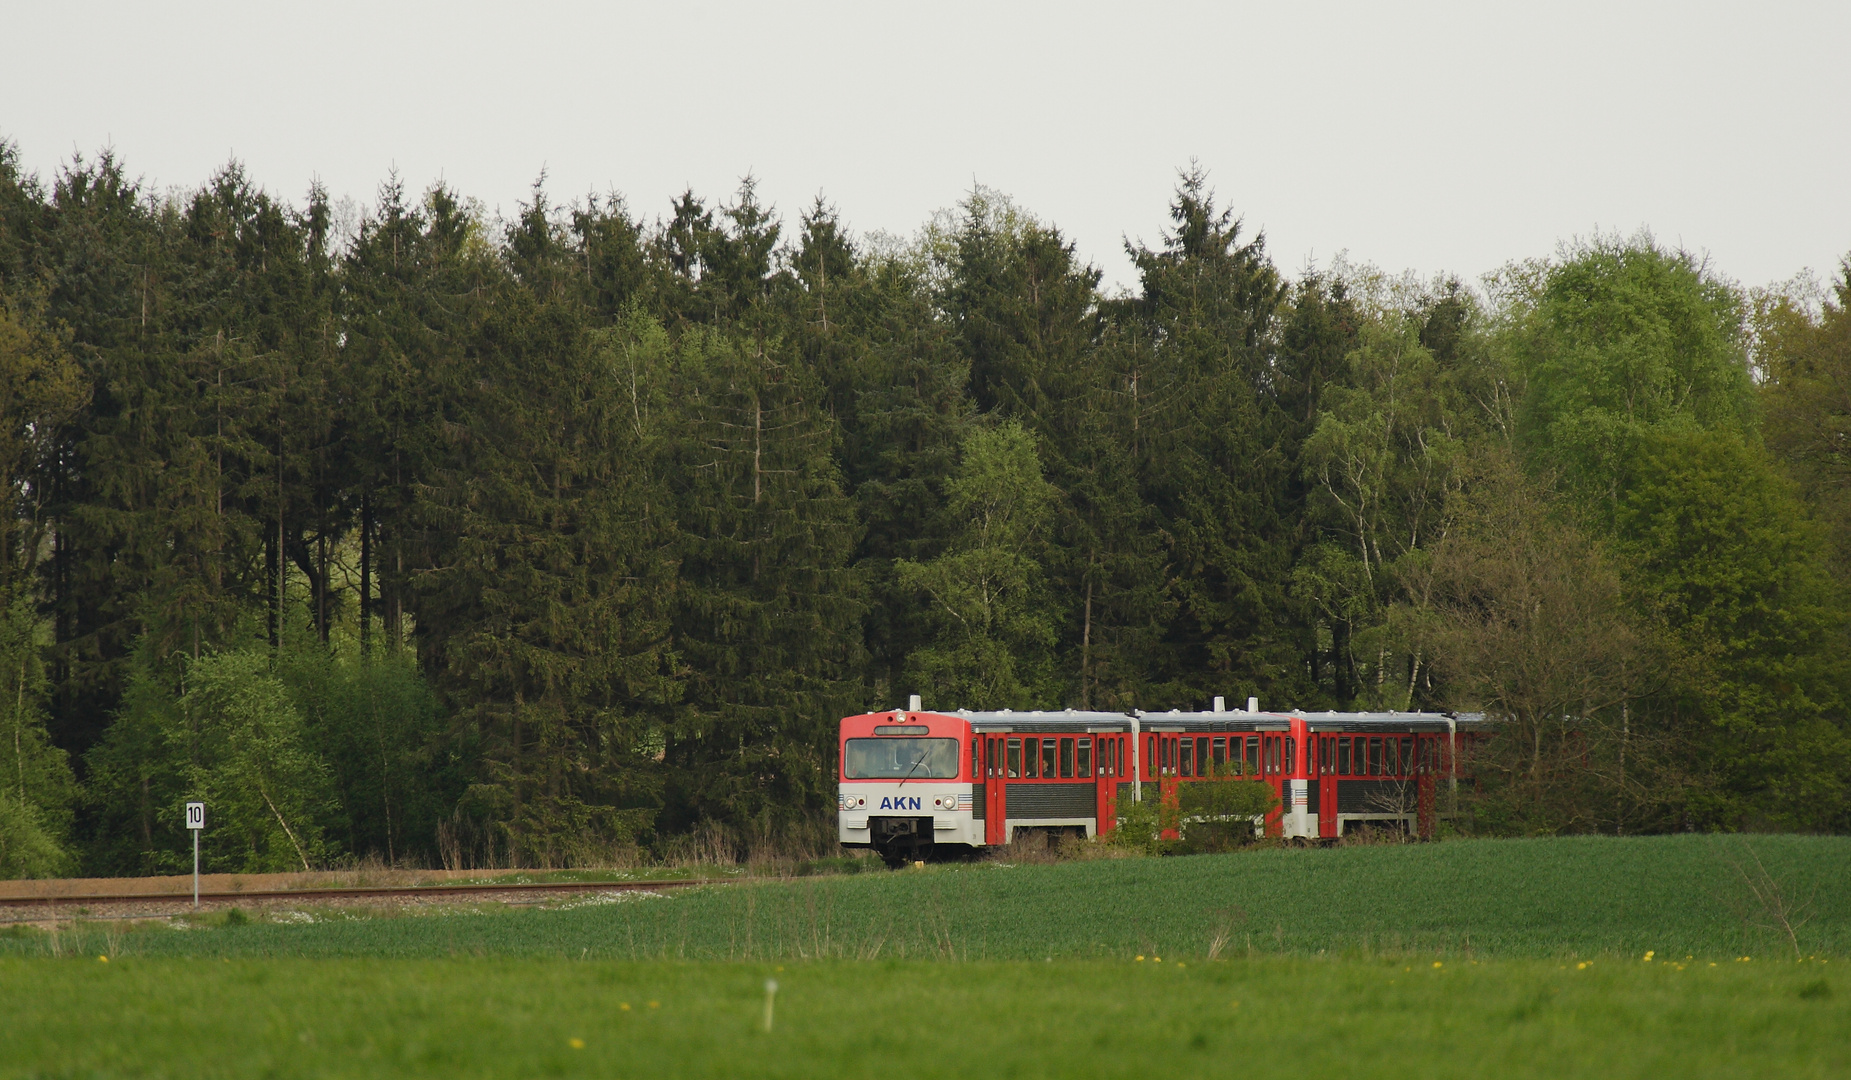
0, 875, 726, 919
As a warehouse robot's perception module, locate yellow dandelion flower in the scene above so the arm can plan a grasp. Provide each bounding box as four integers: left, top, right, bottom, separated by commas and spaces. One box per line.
1576, 962, 1589, 970
619, 1003, 631, 1011
1643, 951, 1654, 962
648, 1001, 660, 1009
97, 956, 109, 963
1432, 961, 1443, 969
1136, 955, 1145, 962
568, 1038, 585, 1050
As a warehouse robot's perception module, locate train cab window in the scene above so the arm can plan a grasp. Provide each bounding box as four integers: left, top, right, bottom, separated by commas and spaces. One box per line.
842, 738, 961, 778
1368, 737, 1383, 776
1338, 738, 1352, 776
1078, 738, 1092, 778
1041, 739, 1058, 778
1060, 738, 1075, 778
1007, 739, 1022, 779
1179, 738, 1194, 777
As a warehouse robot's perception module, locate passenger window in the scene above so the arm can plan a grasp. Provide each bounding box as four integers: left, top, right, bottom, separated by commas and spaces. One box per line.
1338, 738, 1351, 776
1369, 737, 1383, 776
1212, 737, 1227, 771
1285, 737, 1297, 775
1180, 738, 1194, 777
1402, 738, 1415, 775
1042, 739, 1058, 778
1078, 738, 1092, 778
1025, 738, 1040, 778
1007, 739, 1022, 779
1060, 738, 1075, 778
1384, 738, 1399, 776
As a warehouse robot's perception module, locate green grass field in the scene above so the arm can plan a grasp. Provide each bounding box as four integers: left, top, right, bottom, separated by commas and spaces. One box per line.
3, 956, 1843, 1079
3, 836, 1848, 1077
9, 834, 1846, 962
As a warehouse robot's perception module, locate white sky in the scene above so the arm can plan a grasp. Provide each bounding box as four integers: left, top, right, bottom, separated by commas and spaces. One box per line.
4, 1, 1847, 295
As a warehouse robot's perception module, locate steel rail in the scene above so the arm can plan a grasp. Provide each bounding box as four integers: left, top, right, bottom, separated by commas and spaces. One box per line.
0, 876, 729, 909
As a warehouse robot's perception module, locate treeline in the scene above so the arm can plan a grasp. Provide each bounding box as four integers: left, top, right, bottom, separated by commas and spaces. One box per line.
1, 140, 1847, 876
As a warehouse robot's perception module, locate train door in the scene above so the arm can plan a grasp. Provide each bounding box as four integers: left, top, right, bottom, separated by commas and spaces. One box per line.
1416, 734, 1436, 839
1093, 735, 1118, 837
1260, 734, 1284, 837
982, 734, 1009, 846
1315, 735, 1339, 838
1153, 733, 1181, 839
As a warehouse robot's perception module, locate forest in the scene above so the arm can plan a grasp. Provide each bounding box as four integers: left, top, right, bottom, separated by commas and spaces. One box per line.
1, 139, 1847, 876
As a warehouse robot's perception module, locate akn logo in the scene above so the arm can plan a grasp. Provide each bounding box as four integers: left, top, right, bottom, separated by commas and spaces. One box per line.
879, 796, 921, 811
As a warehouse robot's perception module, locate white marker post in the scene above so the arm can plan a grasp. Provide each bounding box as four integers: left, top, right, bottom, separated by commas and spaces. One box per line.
185, 802, 205, 907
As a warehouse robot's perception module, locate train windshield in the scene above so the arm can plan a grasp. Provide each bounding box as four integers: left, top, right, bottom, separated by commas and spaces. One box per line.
843, 738, 961, 779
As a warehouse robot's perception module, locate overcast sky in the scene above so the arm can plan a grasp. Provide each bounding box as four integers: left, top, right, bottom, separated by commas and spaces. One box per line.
5, 1, 1847, 295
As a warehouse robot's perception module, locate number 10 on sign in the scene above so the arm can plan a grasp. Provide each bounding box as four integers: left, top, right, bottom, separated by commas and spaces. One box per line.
185, 802, 204, 907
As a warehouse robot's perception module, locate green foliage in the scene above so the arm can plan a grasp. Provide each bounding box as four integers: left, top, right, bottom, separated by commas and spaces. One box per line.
174, 648, 335, 871
277, 645, 454, 866
415, 290, 680, 865
896, 422, 1059, 708
0, 137, 1844, 867
0, 794, 66, 878
661, 317, 865, 833
85, 639, 336, 874
0, 594, 75, 856
1176, 772, 1280, 852
1615, 429, 1851, 829
1511, 236, 1757, 516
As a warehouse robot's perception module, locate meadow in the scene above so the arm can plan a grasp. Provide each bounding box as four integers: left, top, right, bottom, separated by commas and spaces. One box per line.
7, 834, 1845, 963
2, 956, 1843, 1079
3, 836, 1848, 1078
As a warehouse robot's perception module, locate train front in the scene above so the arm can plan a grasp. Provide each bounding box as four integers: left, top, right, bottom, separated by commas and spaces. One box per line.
838, 710, 977, 865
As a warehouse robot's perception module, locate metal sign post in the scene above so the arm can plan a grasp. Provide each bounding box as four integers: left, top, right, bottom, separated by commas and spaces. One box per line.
185, 802, 205, 907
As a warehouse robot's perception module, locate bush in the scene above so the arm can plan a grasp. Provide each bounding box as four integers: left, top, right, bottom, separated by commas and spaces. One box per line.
0, 795, 67, 878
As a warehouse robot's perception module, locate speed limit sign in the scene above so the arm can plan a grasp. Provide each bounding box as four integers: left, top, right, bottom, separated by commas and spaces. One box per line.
185, 801, 205, 907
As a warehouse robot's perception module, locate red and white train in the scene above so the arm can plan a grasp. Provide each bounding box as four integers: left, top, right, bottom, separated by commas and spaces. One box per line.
838, 695, 1487, 864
